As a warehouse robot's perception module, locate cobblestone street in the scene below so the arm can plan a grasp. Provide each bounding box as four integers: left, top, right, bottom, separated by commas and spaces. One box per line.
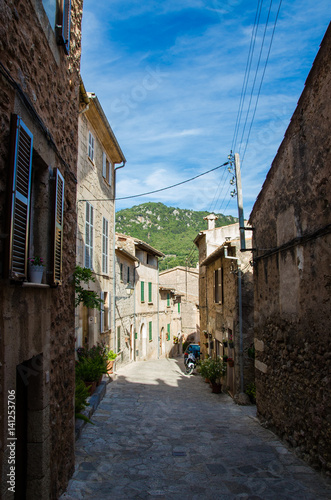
61, 358, 331, 499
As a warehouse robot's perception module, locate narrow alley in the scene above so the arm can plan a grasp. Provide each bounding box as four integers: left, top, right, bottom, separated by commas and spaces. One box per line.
61, 359, 331, 499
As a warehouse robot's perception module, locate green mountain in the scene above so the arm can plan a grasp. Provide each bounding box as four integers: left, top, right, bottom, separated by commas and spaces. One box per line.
115, 202, 238, 271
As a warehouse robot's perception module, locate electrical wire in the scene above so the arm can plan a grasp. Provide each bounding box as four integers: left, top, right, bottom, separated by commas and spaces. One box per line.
241, 0, 283, 164
238, 0, 274, 157
231, 0, 264, 153
78, 161, 229, 202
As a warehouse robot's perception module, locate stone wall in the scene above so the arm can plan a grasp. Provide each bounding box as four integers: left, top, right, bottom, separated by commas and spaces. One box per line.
0, 0, 83, 497
250, 24, 331, 474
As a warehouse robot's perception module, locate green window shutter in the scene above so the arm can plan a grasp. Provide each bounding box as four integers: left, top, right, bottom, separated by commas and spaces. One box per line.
141, 281, 145, 302
167, 293, 170, 307
167, 323, 170, 341
117, 326, 121, 353
149, 321, 152, 341
8, 115, 33, 280
178, 302, 180, 313
135, 332, 138, 340
148, 282, 152, 302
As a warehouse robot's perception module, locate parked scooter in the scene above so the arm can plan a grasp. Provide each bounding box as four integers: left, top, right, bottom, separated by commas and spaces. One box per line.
184, 352, 196, 375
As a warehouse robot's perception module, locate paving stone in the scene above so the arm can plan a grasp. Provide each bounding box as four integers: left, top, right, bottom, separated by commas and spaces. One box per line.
60, 358, 331, 499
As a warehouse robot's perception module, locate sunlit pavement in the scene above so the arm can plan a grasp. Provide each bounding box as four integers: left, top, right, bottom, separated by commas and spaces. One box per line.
60, 358, 331, 499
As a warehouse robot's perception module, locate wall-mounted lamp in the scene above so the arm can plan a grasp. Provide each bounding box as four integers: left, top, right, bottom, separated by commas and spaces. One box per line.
126, 282, 134, 295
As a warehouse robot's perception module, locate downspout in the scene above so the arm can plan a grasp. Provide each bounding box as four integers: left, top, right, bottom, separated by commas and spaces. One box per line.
224, 246, 244, 394
113, 162, 126, 353
157, 260, 160, 359
133, 261, 140, 361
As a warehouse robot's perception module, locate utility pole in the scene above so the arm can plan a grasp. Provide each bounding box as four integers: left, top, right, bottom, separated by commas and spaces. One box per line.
234, 153, 246, 251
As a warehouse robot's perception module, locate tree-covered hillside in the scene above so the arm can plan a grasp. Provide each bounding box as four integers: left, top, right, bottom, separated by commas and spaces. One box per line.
116, 203, 238, 271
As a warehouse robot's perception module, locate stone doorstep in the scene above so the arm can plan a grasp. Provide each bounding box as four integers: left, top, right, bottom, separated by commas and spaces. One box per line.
75, 376, 112, 440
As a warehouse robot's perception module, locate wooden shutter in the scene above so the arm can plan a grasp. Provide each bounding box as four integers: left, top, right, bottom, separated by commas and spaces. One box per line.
149, 321, 152, 341
167, 323, 170, 341
167, 293, 170, 307
61, 0, 71, 54
141, 281, 145, 302
102, 152, 107, 178
214, 268, 223, 303
117, 326, 121, 353
8, 116, 33, 280
100, 291, 104, 333
53, 168, 64, 284
178, 302, 180, 313
148, 282, 152, 302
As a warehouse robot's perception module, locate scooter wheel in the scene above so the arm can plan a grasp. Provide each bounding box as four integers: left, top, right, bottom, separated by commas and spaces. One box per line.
185, 364, 194, 375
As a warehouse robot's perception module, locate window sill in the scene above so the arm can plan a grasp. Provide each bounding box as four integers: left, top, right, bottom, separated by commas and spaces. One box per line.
148, 302, 153, 305
22, 282, 50, 288
87, 156, 95, 167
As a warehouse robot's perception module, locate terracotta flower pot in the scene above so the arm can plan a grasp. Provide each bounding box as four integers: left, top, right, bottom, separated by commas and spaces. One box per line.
107, 360, 114, 374
227, 359, 234, 367
84, 381, 96, 395
210, 382, 222, 393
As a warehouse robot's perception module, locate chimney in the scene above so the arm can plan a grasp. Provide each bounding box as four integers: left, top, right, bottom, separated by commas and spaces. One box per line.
203, 213, 218, 230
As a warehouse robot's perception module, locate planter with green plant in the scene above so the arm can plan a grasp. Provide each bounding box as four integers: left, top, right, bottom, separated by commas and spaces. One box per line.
75, 357, 104, 394
75, 378, 94, 424
198, 358, 211, 382
206, 358, 227, 393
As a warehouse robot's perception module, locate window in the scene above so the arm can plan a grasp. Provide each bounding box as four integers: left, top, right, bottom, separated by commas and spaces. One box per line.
102, 217, 108, 274
141, 281, 145, 302
85, 202, 93, 269
167, 293, 170, 307
214, 268, 223, 304
88, 131, 95, 162
7, 115, 64, 284
178, 302, 181, 314
100, 292, 110, 333
42, 0, 71, 55
117, 326, 121, 353
167, 324, 170, 341
148, 282, 152, 303
120, 263, 123, 281
102, 152, 112, 185
127, 266, 130, 284
149, 321, 152, 342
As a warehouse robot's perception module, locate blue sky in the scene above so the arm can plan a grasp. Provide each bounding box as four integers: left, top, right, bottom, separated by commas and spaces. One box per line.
80, 1, 330, 217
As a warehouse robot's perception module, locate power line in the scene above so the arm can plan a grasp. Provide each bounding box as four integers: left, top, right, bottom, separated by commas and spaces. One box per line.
241, 0, 283, 164
238, 0, 274, 157
78, 161, 229, 203
231, 0, 264, 153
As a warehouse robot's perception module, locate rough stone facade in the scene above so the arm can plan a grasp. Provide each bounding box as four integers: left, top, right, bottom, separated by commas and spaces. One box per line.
115, 234, 168, 362
159, 266, 200, 344
197, 236, 254, 397
249, 24, 331, 474
76, 90, 125, 352
0, 0, 83, 497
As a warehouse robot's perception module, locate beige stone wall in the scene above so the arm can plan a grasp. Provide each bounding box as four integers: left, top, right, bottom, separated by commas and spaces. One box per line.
0, 0, 83, 497
250, 25, 331, 473
159, 267, 199, 343
76, 110, 115, 350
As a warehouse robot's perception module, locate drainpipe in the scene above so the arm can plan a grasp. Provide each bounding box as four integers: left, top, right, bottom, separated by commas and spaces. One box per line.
112, 162, 126, 353
157, 260, 160, 359
133, 261, 140, 361
224, 246, 244, 394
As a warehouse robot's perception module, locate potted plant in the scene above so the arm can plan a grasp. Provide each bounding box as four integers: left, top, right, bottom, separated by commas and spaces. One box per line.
75, 357, 104, 395
228, 335, 234, 349
28, 256, 45, 283
227, 357, 234, 367
198, 358, 211, 382
105, 348, 117, 374
206, 358, 227, 393
222, 338, 228, 347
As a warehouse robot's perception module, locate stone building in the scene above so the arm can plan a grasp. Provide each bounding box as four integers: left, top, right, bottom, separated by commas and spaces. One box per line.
0, 0, 83, 497
249, 24, 331, 474
195, 218, 254, 398
75, 85, 126, 351
158, 285, 183, 357
115, 233, 166, 362
159, 266, 200, 346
